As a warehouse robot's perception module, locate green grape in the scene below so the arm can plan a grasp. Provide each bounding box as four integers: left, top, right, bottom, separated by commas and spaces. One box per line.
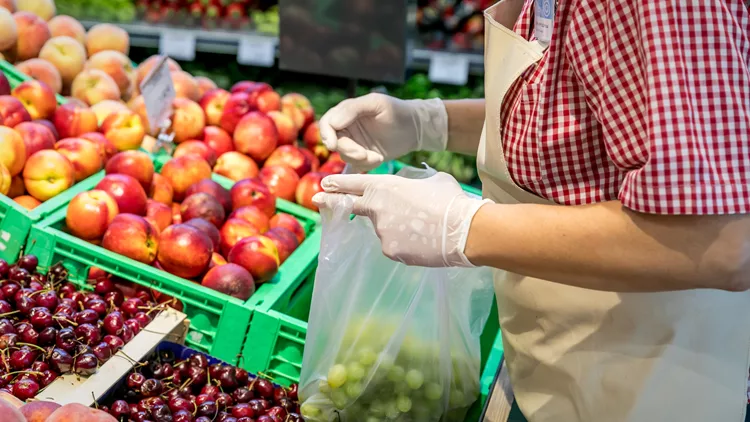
449, 389, 465, 407
347, 362, 366, 382
327, 364, 348, 389
411, 402, 432, 420
425, 382, 443, 401
366, 417, 382, 422
387, 365, 405, 383
300, 402, 322, 418
394, 382, 409, 396
370, 399, 386, 417
385, 401, 401, 420
396, 395, 413, 413
358, 347, 378, 366
331, 389, 349, 409
405, 369, 424, 390
346, 382, 364, 398
318, 379, 331, 394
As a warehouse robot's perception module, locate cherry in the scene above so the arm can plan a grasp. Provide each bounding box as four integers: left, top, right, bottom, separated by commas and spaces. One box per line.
110, 400, 130, 419
8, 266, 29, 283
38, 326, 57, 346
59, 282, 77, 295
122, 298, 144, 317
231, 403, 258, 418
187, 366, 207, 386
287, 383, 298, 400
85, 299, 107, 317
134, 312, 152, 328
12, 377, 39, 400
209, 363, 224, 379
75, 323, 102, 346
287, 413, 303, 422
74, 353, 98, 375
29, 307, 53, 329
50, 348, 73, 372
171, 370, 183, 385
65, 291, 85, 306
256, 416, 274, 422
75, 309, 99, 325
235, 368, 249, 386
125, 319, 142, 335
18, 325, 39, 345
0, 283, 20, 303
103, 334, 125, 351
173, 410, 193, 422
168, 396, 195, 413
14, 288, 32, 304
16, 295, 36, 315
218, 367, 238, 389
175, 360, 190, 377
40, 370, 58, 387
127, 372, 145, 389
152, 363, 174, 379
104, 290, 124, 307
217, 413, 235, 422
103, 311, 125, 336
0, 319, 15, 334
195, 417, 212, 422
267, 406, 287, 420
152, 404, 172, 422
120, 325, 134, 343
35, 291, 58, 310
0, 333, 16, 349
232, 387, 253, 403
189, 353, 209, 369
201, 384, 220, 398
131, 410, 150, 422
28, 279, 44, 291
196, 393, 213, 405
257, 399, 271, 410
92, 342, 113, 362
141, 378, 164, 397
273, 386, 287, 402
31, 361, 49, 372
0, 300, 11, 315
246, 400, 265, 416
10, 346, 37, 370
139, 396, 166, 413
0, 259, 8, 277
76, 343, 93, 357
94, 279, 115, 295
18, 255, 38, 272
237, 418, 254, 422
197, 401, 218, 418
277, 397, 296, 413
55, 327, 77, 352
216, 392, 233, 409
253, 379, 274, 399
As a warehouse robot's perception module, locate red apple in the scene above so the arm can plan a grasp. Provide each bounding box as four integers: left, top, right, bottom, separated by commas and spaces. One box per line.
145, 199, 172, 232
296, 172, 326, 211
219, 92, 256, 134
264, 145, 312, 178
14, 121, 55, 158
95, 173, 148, 215
185, 218, 221, 252
219, 218, 260, 256
181, 192, 226, 228
258, 165, 299, 202
160, 155, 213, 201
0, 95, 32, 127
185, 179, 232, 213
228, 205, 269, 233
214, 151, 258, 182
65, 190, 119, 240
157, 224, 213, 279
101, 213, 159, 264
230, 178, 276, 217
265, 227, 300, 264
200, 126, 233, 156
105, 150, 154, 190
174, 140, 217, 167
233, 111, 278, 162
227, 235, 280, 284
269, 213, 306, 244
201, 263, 255, 300
199, 88, 230, 127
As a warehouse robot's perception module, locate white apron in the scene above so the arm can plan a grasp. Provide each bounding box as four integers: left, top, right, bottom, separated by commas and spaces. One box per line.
478, 1, 750, 421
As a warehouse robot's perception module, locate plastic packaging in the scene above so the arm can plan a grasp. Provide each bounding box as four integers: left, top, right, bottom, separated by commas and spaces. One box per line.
299, 166, 494, 421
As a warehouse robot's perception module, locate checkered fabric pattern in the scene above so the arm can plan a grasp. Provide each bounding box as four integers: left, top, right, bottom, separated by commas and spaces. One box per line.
499, 0, 750, 214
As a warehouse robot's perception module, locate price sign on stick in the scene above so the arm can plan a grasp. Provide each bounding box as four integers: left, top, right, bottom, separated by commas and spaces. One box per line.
159, 30, 196, 61
237, 36, 276, 67
428, 52, 470, 86
140, 56, 176, 137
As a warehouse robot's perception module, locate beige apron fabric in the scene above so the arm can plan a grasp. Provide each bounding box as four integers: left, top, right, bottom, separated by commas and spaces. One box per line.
478, 2, 750, 421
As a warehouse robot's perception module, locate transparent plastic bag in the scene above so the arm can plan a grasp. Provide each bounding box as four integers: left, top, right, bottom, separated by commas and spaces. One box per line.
299, 166, 494, 422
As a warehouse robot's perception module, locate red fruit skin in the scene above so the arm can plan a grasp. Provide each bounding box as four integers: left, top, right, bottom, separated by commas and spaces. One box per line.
228, 205, 269, 233
201, 263, 255, 300
219, 92, 256, 134
95, 174, 148, 216
227, 236, 280, 284
105, 150, 155, 190
258, 165, 299, 203
200, 126, 234, 156
295, 172, 326, 212
219, 218, 260, 256
157, 224, 214, 279
0, 95, 32, 128
233, 111, 278, 162
101, 214, 160, 264
185, 179, 232, 213
230, 178, 276, 218
265, 227, 300, 264
181, 192, 226, 228
185, 218, 222, 252
269, 214, 305, 244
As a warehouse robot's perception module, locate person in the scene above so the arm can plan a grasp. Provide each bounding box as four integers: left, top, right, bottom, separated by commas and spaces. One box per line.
312, 0, 750, 421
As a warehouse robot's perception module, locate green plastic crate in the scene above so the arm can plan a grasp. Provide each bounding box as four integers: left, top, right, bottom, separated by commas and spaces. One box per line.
26, 168, 322, 367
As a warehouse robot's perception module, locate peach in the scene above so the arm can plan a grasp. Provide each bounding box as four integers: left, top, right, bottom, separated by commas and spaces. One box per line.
266, 226, 300, 264
267, 110, 298, 146
105, 150, 154, 190
219, 92, 255, 134
301, 146, 320, 172
64, 96, 87, 108
202, 263, 255, 300
199, 88, 230, 127
233, 111, 278, 162
39, 36, 87, 87
8, 175, 24, 197
65, 189, 119, 240
101, 213, 159, 264
185, 218, 221, 251
146, 199, 172, 232
0, 70, 9, 95
227, 235, 280, 283
269, 213, 306, 244
303, 120, 321, 149
171, 202, 181, 224
282, 93, 315, 130
265, 145, 312, 177
55, 137, 103, 181
320, 157, 345, 174
171, 70, 200, 101
157, 224, 213, 279
71, 68, 120, 106
85, 50, 135, 98
185, 179, 232, 213
230, 177, 275, 217
219, 217, 260, 255
160, 155, 212, 201
195, 76, 217, 98
0, 95, 32, 128
23, 150, 74, 201
149, 173, 173, 205
53, 102, 98, 139
256, 90, 281, 113
15, 0, 55, 21
0, 163, 10, 195
101, 109, 146, 151
200, 125, 233, 157
33, 118, 58, 139
0, 395, 25, 422
181, 192, 226, 228
135, 55, 181, 87
91, 99, 128, 125
14, 194, 41, 209
16, 58, 63, 94
229, 205, 269, 233
11, 11, 51, 62
214, 151, 258, 181
20, 400, 61, 422
259, 164, 299, 202
171, 97, 205, 143
14, 121, 54, 158
95, 173, 148, 215
209, 252, 227, 269
174, 140, 217, 167
282, 102, 305, 131
296, 172, 326, 211
0, 126, 26, 176
126, 94, 150, 132
48, 15, 85, 44
85, 23, 129, 56
80, 131, 117, 162
0, 0, 12, 11
0, 8, 17, 51
0, 391, 24, 408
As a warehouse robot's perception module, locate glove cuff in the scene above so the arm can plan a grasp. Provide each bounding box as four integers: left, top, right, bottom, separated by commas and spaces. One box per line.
407, 98, 448, 153
443, 196, 494, 267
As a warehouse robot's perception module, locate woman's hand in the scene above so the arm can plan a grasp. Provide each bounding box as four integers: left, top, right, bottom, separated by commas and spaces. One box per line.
313, 172, 492, 267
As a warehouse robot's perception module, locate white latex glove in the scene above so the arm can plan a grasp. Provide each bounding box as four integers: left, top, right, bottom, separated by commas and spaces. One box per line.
319, 93, 449, 173
313, 172, 492, 267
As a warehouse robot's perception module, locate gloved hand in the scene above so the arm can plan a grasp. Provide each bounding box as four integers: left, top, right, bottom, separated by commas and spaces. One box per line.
319, 93, 449, 173
313, 171, 492, 267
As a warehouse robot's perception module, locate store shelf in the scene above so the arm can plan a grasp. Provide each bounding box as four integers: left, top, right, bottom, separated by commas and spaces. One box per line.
409, 44, 485, 75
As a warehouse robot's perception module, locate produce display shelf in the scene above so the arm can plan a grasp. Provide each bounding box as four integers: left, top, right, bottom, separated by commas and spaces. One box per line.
25, 164, 322, 369
0, 59, 67, 104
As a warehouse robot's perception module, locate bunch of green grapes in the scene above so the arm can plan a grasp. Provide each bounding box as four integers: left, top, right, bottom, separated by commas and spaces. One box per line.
301, 318, 479, 422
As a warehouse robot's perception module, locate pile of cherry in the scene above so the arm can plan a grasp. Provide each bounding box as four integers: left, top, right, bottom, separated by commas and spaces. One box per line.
100, 348, 301, 422
0, 255, 165, 401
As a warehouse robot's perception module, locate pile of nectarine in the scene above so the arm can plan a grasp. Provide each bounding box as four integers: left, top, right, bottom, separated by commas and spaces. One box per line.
65, 153, 308, 301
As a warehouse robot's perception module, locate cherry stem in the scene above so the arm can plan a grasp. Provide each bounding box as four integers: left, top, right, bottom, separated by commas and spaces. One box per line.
17, 342, 46, 354
0, 311, 20, 318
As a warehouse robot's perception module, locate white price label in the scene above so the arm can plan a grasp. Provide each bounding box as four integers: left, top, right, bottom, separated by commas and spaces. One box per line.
428, 53, 470, 86
159, 30, 196, 61
237, 36, 275, 67
139, 56, 176, 134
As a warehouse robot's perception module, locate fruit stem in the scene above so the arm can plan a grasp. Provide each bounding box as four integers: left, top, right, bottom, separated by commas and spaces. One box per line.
0, 311, 20, 318
17, 342, 46, 354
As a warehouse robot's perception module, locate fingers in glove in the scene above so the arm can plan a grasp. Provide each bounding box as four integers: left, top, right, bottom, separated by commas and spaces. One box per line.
321, 174, 391, 196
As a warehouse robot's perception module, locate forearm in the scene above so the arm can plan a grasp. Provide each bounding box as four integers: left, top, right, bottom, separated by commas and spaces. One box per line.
464, 200, 750, 292
444, 99, 485, 156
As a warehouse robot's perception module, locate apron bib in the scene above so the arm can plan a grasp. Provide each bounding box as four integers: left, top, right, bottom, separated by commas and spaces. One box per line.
479, 2, 750, 421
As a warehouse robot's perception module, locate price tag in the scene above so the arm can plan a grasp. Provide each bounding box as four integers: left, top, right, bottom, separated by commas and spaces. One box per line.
237, 36, 276, 67
159, 30, 196, 61
428, 52, 469, 86
139, 56, 176, 135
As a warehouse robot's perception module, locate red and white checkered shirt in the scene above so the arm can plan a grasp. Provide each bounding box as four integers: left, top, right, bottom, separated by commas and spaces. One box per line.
500, 0, 750, 214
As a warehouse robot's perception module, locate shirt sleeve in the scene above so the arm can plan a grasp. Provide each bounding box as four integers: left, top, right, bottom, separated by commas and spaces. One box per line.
567, 0, 750, 215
